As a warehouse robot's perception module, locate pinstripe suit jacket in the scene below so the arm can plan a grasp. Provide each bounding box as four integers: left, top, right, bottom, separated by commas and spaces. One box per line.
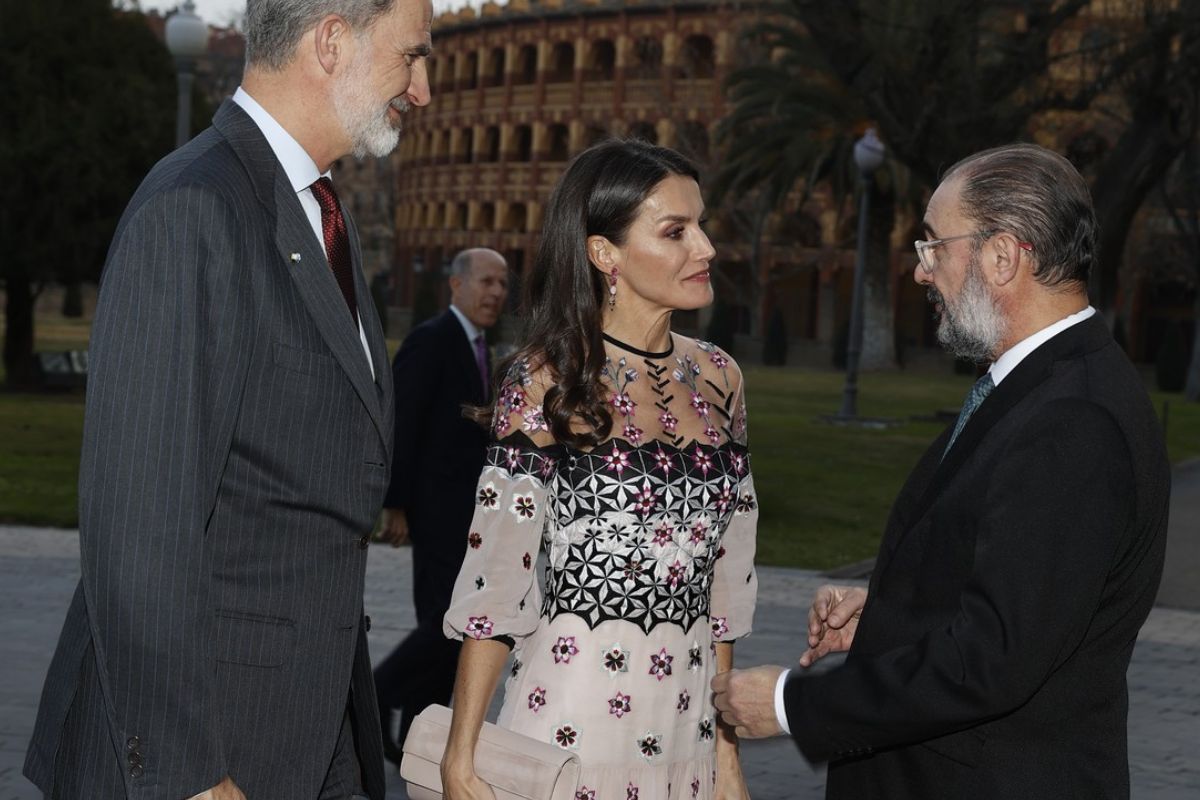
25, 100, 392, 800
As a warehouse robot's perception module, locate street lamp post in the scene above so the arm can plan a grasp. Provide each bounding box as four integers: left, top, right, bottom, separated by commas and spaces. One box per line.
838, 128, 886, 419
165, 1, 208, 150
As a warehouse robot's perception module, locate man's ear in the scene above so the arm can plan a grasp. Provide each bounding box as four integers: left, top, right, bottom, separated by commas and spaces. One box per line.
990, 233, 1023, 287
586, 235, 616, 275
313, 14, 349, 75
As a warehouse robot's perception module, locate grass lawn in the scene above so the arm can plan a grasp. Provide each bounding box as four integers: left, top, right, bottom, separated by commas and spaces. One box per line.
2, 314, 1197, 568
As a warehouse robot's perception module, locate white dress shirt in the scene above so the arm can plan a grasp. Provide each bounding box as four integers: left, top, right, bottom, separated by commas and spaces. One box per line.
772, 304, 1098, 735
449, 304, 484, 346
232, 87, 375, 381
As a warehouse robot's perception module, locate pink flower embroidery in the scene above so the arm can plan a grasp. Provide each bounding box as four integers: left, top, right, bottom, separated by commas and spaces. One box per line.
652, 445, 674, 476
466, 616, 493, 639
715, 484, 735, 515
711, 617, 729, 639
632, 481, 658, 517
704, 425, 721, 446
522, 405, 548, 433
611, 392, 637, 416
608, 692, 631, 718
528, 686, 547, 713
468, 531, 483, 549
649, 648, 673, 681
666, 560, 687, 589
689, 519, 709, 544
652, 521, 674, 547
623, 422, 645, 446
659, 410, 679, 433
677, 690, 690, 712
604, 444, 630, 475
710, 352, 729, 369
575, 789, 596, 800
691, 446, 714, 476
522, 552, 532, 570
511, 494, 537, 519
690, 392, 710, 418
626, 784, 639, 800
552, 636, 579, 664
505, 447, 521, 470
730, 452, 747, 476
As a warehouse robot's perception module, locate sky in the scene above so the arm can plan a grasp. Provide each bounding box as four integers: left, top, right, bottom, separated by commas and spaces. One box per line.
138, 0, 484, 29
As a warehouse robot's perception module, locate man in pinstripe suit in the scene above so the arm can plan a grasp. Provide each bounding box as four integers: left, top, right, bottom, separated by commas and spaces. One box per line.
23, 1, 432, 798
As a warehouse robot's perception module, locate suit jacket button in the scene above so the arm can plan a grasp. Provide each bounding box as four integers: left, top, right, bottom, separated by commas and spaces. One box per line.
364, 615, 372, 631
126, 736, 140, 751
129, 765, 144, 779
128, 752, 144, 766
358, 534, 370, 549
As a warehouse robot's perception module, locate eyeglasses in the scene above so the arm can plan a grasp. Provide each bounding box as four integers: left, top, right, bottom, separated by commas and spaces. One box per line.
913, 229, 1033, 274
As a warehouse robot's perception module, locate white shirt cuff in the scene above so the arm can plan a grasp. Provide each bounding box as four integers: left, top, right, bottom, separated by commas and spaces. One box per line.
774, 668, 791, 735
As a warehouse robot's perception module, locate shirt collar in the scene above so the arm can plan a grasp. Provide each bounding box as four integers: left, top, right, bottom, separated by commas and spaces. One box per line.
449, 304, 484, 343
232, 87, 327, 193
988, 306, 1096, 386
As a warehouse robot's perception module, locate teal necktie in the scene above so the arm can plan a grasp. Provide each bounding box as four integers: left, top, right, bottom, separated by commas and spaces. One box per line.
943, 373, 995, 459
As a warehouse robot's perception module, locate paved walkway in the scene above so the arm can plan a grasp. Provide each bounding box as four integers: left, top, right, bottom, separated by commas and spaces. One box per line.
2, 522, 1197, 800
1157, 459, 1200, 611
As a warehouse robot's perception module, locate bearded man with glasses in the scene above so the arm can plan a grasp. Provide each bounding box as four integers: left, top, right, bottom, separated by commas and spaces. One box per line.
714, 143, 1171, 800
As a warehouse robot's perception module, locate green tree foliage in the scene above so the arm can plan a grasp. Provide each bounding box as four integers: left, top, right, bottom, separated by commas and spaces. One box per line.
718, 0, 1200, 331
0, 0, 178, 386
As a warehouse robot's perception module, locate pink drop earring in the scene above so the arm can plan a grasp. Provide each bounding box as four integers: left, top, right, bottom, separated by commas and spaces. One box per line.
608, 267, 619, 309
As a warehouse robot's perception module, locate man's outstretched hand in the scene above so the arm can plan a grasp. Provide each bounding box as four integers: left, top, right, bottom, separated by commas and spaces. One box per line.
799, 585, 866, 667
189, 776, 246, 800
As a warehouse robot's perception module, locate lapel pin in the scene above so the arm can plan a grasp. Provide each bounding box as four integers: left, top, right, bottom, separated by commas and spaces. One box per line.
289, 252, 302, 264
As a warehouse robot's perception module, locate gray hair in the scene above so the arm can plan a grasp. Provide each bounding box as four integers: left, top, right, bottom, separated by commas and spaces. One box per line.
943, 143, 1096, 288
244, 0, 396, 70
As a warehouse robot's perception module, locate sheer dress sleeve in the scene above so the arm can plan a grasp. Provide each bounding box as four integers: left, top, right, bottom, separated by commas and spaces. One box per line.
443, 361, 558, 645
709, 363, 758, 642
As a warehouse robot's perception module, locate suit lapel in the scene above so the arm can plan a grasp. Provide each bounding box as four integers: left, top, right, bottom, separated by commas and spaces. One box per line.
212, 100, 387, 449
882, 316, 1114, 571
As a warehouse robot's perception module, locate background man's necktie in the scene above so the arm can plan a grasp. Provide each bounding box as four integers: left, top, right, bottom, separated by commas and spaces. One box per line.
943, 372, 995, 459
473, 334, 490, 400
310, 177, 357, 323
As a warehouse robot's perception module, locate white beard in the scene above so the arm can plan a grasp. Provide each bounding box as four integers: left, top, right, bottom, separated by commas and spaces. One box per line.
930, 251, 1007, 363
332, 41, 407, 159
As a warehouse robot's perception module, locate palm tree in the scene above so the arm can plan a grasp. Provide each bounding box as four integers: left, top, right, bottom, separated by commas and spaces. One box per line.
711, 4, 903, 368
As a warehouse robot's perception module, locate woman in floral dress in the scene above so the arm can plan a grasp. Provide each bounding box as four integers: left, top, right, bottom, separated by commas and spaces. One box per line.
441, 140, 759, 800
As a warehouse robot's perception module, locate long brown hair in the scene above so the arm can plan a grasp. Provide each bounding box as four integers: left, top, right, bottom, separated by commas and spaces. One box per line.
477, 140, 700, 449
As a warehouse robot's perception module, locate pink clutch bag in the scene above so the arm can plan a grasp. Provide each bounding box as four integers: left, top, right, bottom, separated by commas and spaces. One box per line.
400, 704, 582, 800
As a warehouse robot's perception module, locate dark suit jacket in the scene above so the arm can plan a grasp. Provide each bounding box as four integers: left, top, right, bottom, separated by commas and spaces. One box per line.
385, 309, 489, 569
785, 316, 1170, 800
25, 100, 392, 800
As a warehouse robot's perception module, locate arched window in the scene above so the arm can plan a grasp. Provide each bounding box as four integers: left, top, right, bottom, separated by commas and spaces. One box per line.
546, 123, 570, 161
548, 41, 574, 83
677, 120, 709, 162
588, 40, 615, 80
463, 51, 479, 90
455, 202, 469, 229
485, 46, 506, 88
505, 203, 528, 233
627, 121, 657, 145
633, 36, 662, 79
681, 35, 715, 78
483, 125, 501, 162
514, 125, 533, 162
440, 53, 457, 90
516, 44, 538, 85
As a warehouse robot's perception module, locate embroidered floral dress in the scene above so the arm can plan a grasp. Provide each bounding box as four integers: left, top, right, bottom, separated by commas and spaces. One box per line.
444, 334, 759, 800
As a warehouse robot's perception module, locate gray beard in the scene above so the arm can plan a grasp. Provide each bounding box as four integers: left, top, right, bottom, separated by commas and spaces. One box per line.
929, 254, 1006, 363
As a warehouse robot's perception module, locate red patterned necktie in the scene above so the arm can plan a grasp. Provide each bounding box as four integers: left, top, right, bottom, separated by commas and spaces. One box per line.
310, 177, 357, 322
